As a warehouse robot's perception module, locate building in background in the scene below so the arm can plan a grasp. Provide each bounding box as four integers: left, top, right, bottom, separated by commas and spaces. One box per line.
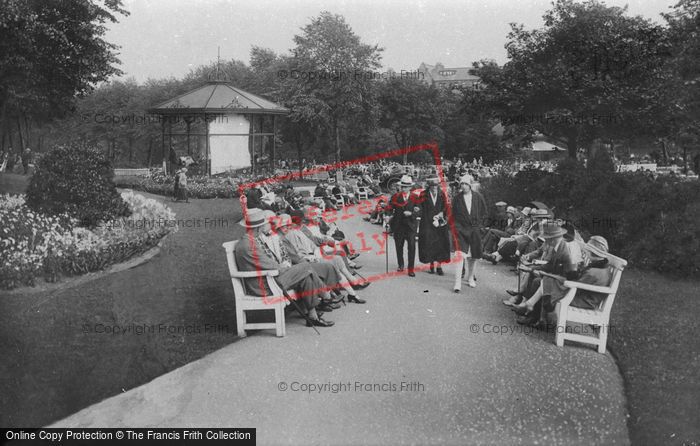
418, 62, 481, 89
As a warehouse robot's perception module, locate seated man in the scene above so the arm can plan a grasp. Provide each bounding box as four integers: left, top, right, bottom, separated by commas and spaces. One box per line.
481, 206, 523, 255
484, 208, 545, 264
274, 214, 368, 304
234, 208, 335, 327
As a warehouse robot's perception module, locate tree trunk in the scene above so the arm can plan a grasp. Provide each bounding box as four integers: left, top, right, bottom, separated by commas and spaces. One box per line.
334, 122, 340, 163
566, 131, 578, 159
147, 138, 153, 166
16, 116, 24, 150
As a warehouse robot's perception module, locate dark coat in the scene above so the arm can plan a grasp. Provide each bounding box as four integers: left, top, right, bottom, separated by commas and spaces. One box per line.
418, 189, 451, 263
389, 192, 419, 235
450, 190, 488, 258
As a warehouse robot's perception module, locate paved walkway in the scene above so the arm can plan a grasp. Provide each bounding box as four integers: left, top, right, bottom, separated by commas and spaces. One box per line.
50, 215, 629, 445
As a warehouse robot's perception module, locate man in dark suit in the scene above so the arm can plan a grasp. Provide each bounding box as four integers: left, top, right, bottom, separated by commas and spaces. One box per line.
451, 174, 488, 292
388, 175, 420, 277
234, 209, 335, 327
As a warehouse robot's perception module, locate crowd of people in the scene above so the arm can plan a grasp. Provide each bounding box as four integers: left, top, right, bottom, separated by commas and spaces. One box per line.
234, 157, 619, 331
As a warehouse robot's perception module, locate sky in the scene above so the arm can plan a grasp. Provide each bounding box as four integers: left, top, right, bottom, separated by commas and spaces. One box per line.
105, 0, 675, 83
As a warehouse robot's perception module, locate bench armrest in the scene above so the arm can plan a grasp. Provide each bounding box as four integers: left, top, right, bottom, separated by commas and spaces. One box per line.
563, 280, 612, 294
230, 270, 280, 279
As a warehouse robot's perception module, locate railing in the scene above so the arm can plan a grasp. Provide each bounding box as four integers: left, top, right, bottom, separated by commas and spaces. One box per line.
113, 168, 152, 177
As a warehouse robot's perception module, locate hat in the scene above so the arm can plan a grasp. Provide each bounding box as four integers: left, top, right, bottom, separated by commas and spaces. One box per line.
275, 213, 294, 228
541, 221, 567, 239
238, 208, 268, 228
530, 209, 550, 219
495, 201, 507, 207
522, 207, 532, 216
426, 177, 440, 186
585, 235, 609, 258
506, 206, 516, 214
399, 175, 414, 187
459, 174, 476, 185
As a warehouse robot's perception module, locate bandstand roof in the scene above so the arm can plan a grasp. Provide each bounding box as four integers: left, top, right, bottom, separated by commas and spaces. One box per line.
148, 80, 289, 115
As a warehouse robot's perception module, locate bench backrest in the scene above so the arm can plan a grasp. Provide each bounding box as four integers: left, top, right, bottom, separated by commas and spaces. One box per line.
222, 240, 247, 298
598, 253, 627, 316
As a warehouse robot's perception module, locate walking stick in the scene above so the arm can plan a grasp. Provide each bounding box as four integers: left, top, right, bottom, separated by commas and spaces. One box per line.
282, 290, 320, 335
516, 254, 522, 295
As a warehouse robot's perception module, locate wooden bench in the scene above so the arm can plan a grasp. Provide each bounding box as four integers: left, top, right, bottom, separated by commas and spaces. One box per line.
554, 253, 627, 353
222, 240, 292, 337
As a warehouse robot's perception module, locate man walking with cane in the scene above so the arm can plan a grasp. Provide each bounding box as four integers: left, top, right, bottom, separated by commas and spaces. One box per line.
451, 174, 487, 293
388, 175, 420, 277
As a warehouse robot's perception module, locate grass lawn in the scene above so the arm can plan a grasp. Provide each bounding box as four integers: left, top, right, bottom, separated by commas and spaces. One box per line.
608, 268, 700, 445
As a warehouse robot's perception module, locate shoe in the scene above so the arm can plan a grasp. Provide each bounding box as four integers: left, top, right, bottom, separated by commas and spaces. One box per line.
468, 278, 476, 288
398, 267, 404, 272
453, 288, 460, 294
512, 304, 532, 316
349, 253, 360, 260
317, 304, 334, 312
320, 301, 341, 310
502, 298, 517, 307
542, 296, 555, 313
307, 317, 334, 327
482, 253, 497, 265
506, 289, 521, 297
351, 264, 362, 270
327, 294, 344, 304
408, 271, 415, 277
347, 295, 366, 304
428, 266, 435, 274
516, 315, 537, 325
351, 281, 370, 290
436, 267, 444, 276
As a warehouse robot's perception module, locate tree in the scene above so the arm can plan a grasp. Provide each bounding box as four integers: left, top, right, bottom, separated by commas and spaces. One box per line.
377, 77, 445, 160
473, 0, 671, 158
0, 0, 128, 151
288, 11, 383, 161
662, 0, 700, 171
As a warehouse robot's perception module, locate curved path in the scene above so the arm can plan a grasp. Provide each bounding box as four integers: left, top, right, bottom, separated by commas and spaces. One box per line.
46, 199, 630, 445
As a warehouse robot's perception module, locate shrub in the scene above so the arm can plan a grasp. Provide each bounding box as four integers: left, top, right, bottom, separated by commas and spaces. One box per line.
114, 172, 238, 199
26, 144, 130, 226
0, 192, 177, 290
479, 165, 700, 278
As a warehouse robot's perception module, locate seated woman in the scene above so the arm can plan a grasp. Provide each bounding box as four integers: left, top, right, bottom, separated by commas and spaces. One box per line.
510, 234, 609, 329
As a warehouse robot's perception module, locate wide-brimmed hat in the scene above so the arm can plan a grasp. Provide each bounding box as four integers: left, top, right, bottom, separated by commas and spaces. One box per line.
238, 208, 268, 228
495, 201, 507, 207
530, 208, 550, 219
459, 174, 476, 185
506, 206, 516, 215
399, 175, 414, 187
585, 235, 609, 258
522, 206, 532, 216
426, 177, 440, 186
541, 221, 567, 239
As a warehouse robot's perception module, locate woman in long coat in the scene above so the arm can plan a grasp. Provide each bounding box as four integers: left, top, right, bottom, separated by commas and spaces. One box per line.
418, 178, 451, 275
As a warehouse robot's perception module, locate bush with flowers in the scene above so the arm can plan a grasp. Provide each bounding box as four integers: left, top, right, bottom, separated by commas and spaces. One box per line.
0, 191, 177, 290
114, 169, 240, 199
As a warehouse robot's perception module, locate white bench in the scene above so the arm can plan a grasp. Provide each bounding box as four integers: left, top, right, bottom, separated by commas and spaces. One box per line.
555, 253, 627, 353
222, 240, 292, 337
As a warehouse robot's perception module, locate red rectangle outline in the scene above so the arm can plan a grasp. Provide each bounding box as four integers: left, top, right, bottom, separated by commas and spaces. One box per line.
237, 142, 465, 305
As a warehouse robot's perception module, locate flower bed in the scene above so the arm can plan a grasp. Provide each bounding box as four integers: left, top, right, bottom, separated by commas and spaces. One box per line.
114, 170, 240, 199
0, 191, 177, 290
